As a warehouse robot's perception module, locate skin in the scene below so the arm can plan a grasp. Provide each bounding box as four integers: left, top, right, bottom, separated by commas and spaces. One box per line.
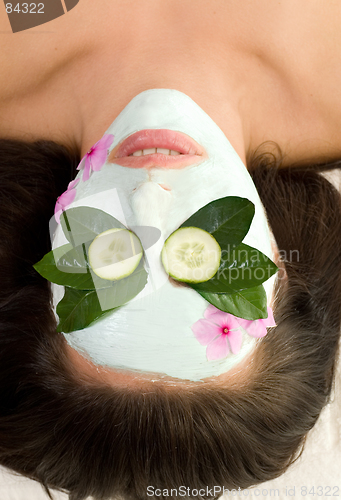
0, 0, 341, 167
65, 341, 256, 390
0, 0, 338, 384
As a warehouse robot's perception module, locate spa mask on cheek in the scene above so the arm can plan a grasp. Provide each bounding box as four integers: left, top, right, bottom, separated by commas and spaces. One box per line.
45, 89, 278, 381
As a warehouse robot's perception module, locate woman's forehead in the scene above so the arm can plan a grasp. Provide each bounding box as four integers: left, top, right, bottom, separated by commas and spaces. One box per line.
64, 341, 255, 390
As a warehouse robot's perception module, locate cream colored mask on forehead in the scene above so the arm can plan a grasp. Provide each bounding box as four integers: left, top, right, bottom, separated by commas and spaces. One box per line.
51, 89, 276, 381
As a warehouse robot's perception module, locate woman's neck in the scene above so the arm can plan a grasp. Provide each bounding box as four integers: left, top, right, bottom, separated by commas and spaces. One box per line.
1, 0, 341, 166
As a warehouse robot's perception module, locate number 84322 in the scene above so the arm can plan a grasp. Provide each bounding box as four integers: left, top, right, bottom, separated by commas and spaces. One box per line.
6, 3, 44, 14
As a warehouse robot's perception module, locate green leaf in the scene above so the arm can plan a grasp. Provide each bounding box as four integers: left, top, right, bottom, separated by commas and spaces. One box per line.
35, 235, 145, 291
47, 243, 73, 261
33, 243, 72, 279
197, 285, 268, 320
56, 244, 88, 273
56, 240, 137, 290
192, 243, 278, 294
94, 262, 148, 312
56, 287, 105, 333
180, 196, 255, 248
60, 207, 125, 247
57, 261, 148, 333
34, 243, 105, 290
33, 243, 93, 289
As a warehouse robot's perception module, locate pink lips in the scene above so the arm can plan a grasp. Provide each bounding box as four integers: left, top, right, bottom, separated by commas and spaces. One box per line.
108, 129, 207, 169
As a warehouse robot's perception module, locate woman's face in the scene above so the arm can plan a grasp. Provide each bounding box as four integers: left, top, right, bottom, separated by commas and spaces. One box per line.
52, 89, 276, 382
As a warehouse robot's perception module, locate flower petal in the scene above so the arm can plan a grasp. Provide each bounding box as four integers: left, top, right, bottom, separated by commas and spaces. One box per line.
191, 319, 222, 346
206, 310, 242, 332
54, 202, 63, 224
90, 148, 108, 172
226, 314, 245, 330
55, 211, 62, 224
227, 329, 243, 354
94, 134, 114, 150
67, 178, 80, 190
263, 306, 276, 327
204, 304, 221, 320
204, 309, 231, 327
242, 320, 267, 338
82, 156, 92, 181
235, 317, 252, 330
76, 157, 86, 172
56, 189, 77, 210
206, 335, 229, 361
54, 190, 76, 224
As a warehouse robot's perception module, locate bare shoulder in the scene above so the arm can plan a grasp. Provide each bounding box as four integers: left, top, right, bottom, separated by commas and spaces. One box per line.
0, 0, 121, 144
0, 0, 99, 102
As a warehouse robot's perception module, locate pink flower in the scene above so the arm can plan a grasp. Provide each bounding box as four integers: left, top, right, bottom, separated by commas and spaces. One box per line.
77, 134, 114, 181
54, 179, 80, 224
236, 306, 276, 338
191, 305, 244, 360
191, 305, 276, 361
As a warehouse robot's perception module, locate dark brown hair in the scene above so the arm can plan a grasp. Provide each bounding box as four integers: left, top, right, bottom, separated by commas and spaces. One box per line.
0, 138, 340, 500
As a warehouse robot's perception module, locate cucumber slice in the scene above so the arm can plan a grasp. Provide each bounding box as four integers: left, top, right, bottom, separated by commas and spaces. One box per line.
161, 227, 221, 283
88, 228, 143, 281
